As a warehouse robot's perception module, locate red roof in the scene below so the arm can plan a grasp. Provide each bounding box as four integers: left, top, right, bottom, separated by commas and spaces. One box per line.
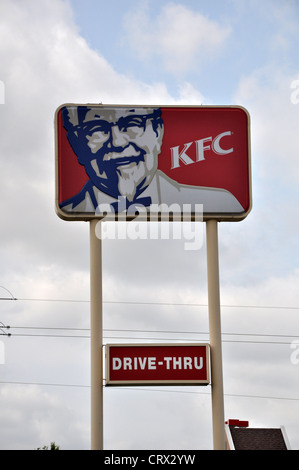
225, 420, 291, 450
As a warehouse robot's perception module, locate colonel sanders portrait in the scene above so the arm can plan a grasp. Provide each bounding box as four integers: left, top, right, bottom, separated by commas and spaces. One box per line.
59, 106, 243, 217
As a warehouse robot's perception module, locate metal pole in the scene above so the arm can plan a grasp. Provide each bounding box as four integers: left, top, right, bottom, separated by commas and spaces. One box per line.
90, 220, 103, 450
206, 219, 226, 450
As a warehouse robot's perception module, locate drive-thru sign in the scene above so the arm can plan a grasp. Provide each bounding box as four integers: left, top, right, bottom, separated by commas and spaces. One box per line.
106, 343, 210, 386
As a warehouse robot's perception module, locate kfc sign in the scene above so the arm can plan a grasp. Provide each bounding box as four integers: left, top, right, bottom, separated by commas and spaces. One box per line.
55, 104, 251, 221
106, 343, 210, 386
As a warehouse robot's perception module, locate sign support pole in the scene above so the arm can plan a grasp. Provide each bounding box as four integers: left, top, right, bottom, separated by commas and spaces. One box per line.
206, 219, 226, 450
90, 220, 103, 450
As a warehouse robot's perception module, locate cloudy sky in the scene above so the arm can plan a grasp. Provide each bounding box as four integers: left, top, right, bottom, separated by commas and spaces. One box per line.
0, 0, 299, 450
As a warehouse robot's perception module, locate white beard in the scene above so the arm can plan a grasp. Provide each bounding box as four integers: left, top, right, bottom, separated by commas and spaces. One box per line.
117, 161, 152, 202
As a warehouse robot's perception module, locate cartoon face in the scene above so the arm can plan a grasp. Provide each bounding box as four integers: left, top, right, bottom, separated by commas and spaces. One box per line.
63, 106, 164, 202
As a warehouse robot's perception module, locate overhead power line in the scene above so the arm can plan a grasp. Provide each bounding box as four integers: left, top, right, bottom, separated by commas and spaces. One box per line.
0, 380, 299, 404
0, 324, 298, 345
0, 294, 299, 311
1, 324, 298, 337
0, 289, 298, 343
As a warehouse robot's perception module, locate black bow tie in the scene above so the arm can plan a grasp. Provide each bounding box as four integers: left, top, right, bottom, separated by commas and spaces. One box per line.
110, 196, 152, 213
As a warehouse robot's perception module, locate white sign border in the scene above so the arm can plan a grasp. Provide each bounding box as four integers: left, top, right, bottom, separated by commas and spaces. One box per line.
55, 104, 252, 223
105, 343, 210, 386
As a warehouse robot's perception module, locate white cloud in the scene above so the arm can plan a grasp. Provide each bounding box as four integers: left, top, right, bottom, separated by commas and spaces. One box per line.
0, 384, 89, 449
0, 0, 299, 451
123, 2, 231, 75
234, 66, 299, 183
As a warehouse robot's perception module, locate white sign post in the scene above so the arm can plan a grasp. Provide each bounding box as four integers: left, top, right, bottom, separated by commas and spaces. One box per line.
206, 219, 225, 449
90, 220, 103, 450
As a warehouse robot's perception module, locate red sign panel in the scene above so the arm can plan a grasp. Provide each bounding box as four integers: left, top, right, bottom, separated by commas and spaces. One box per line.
106, 343, 210, 386
55, 104, 251, 222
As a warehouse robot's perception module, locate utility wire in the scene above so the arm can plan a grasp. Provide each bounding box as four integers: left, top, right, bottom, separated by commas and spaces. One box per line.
0, 328, 297, 345
1, 295, 299, 311
0, 380, 299, 403
1, 325, 299, 338
1, 290, 298, 404
0, 289, 298, 343
0, 324, 298, 343
114, 387, 299, 402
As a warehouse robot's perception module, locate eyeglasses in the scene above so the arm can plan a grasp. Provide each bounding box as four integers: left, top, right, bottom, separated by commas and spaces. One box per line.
78, 112, 158, 138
